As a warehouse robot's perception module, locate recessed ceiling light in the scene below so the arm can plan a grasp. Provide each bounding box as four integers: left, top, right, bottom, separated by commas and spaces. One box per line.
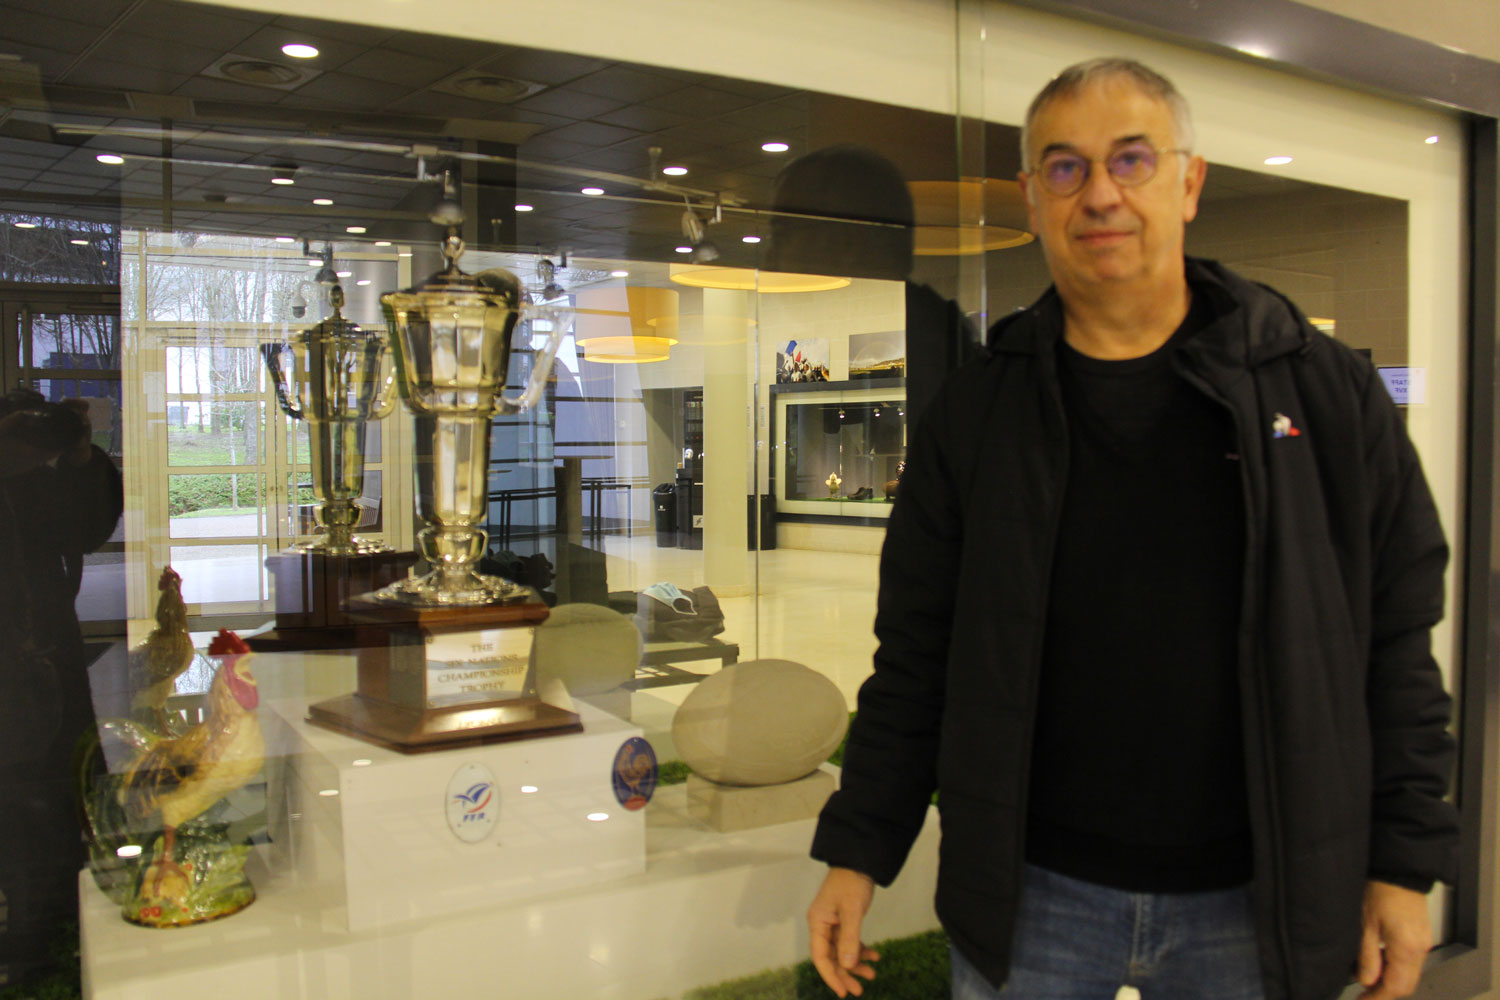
345, 225, 366, 234
318, 788, 339, 797
586, 812, 610, 822
581, 187, 604, 196
1235, 44, 1272, 58
336, 270, 352, 278
271, 176, 295, 186
312, 197, 334, 206
610, 270, 629, 277
1425, 135, 1440, 144
761, 141, 790, 153
662, 166, 689, 176
515, 203, 534, 212
13, 222, 36, 229
374, 240, 391, 247
115, 845, 143, 859
352, 758, 372, 767
70, 239, 89, 246
281, 43, 319, 59
520, 785, 539, 794
1264, 155, 1293, 166
95, 153, 124, 165
742, 235, 762, 244
398, 251, 413, 257
306, 258, 322, 266
275, 236, 296, 243
356, 279, 371, 286
674, 245, 693, 253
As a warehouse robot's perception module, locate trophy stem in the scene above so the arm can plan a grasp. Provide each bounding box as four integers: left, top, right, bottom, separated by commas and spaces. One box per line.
291, 419, 389, 556
372, 413, 525, 606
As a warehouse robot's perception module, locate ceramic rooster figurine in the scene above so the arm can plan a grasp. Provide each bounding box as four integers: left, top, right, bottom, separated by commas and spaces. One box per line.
117, 629, 264, 926
127, 567, 195, 734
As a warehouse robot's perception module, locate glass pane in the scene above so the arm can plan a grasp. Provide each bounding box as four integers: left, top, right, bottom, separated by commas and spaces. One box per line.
167, 401, 265, 467
288, 418, 381, 465
167, 473, 266, 537
30, 378, 123, 458
0, 217, 121, 284
164, 344, 265, 396
76, 550, 125, 624
168, 543, 269, 605
30, 312, 119, 370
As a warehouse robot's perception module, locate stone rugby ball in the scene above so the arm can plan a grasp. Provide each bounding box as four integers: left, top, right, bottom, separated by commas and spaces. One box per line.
672, 659, 848, 786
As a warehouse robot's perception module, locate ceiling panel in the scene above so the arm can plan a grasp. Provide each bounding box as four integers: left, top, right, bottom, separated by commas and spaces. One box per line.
567, 66, 682, 103
337, 47, 452, 89
64, 55, 195, 94
473, 46, 610, 87
121, 1, 266, 50
515, 87, 629, 121
1, 0, 139, 26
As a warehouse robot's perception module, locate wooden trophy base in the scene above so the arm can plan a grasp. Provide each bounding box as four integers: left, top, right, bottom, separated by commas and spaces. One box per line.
305, 595, 581, 753
249, 548, 418, 652
306, 692, 583, 753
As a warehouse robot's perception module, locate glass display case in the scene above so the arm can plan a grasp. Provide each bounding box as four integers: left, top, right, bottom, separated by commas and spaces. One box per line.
0, 0, 1485, 996
773, 381, 906, 520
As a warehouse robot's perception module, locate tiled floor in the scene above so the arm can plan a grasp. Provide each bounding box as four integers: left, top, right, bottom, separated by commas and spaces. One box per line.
597, 532, 881, 708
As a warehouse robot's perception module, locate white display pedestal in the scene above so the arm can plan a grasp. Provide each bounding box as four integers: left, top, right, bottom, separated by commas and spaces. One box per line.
81, 766, 942, 1000
262, 698, 646, 932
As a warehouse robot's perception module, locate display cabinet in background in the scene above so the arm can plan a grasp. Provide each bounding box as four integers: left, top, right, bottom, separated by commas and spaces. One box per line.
772, 379, 906, 523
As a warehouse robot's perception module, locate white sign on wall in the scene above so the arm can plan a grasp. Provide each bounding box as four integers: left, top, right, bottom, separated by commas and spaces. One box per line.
1378, 367, 1427, 406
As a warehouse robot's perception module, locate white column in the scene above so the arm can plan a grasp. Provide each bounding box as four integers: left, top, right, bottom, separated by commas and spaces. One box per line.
701, 288, 750, 597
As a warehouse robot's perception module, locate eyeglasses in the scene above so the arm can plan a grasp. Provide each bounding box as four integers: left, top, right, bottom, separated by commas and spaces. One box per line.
1032, 141, 1191, 197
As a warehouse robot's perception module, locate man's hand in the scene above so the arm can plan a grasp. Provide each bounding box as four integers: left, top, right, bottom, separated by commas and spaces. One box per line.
1357, 880, 1433, 999
808, 867, 880, 997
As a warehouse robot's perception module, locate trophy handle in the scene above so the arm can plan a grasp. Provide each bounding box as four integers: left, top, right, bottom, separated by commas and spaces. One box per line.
261, 343, 304, 421
495, 307, 568, 415
365, 341, 400, 420
369, 372, 400, 420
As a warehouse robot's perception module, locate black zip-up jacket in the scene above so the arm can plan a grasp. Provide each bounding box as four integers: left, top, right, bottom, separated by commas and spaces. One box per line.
811, 257, 1459, 1000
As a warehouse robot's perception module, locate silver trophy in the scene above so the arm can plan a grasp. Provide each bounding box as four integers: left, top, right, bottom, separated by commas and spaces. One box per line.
263, 279, 397, 556
374, 215, 567, 606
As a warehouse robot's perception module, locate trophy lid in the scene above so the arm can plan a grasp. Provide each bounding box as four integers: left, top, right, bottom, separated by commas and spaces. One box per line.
294, 283, 376, 344
383, 232, 523, 309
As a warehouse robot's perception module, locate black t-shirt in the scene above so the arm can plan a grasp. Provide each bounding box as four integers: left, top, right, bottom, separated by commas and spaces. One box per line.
1024, 291, 1253, 892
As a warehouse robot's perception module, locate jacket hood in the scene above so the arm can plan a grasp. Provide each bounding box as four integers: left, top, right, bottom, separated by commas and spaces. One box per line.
987, 256, 1314, 370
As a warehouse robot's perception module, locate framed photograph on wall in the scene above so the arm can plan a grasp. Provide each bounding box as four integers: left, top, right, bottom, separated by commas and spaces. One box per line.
776, 339, 830, 383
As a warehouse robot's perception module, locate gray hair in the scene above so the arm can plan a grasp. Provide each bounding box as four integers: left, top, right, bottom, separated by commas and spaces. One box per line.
1020, 58, 1195, 166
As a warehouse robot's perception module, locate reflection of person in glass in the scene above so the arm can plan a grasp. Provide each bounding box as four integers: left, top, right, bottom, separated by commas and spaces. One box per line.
807, 60, 1456, 1000
766, 143, 973, 433
0, 387, 123, 985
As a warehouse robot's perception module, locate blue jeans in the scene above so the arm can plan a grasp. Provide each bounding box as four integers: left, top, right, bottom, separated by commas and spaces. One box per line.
950, 865, 1265, 1000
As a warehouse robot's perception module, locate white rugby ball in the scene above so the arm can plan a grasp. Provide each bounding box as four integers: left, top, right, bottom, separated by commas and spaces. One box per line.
672, 659, 849, 786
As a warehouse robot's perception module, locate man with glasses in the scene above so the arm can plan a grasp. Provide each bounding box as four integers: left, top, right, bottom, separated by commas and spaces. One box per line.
807, 59, 1457, 1000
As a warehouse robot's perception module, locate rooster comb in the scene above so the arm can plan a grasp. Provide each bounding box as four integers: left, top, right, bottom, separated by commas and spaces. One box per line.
208, 629, 250, 656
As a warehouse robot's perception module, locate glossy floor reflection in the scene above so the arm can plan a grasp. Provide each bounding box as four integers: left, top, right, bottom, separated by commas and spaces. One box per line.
598, 532, 880, 708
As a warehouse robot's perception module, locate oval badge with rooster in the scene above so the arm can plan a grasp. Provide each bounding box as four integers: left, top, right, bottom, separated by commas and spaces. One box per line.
445, 762, 499, 843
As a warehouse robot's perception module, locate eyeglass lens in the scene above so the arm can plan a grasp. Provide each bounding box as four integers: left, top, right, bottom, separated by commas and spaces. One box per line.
1040, 142, 1160, 196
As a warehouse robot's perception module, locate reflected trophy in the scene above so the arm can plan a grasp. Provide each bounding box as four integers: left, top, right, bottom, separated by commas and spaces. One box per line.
251, 260, 417, 651
307, 183, 582, 751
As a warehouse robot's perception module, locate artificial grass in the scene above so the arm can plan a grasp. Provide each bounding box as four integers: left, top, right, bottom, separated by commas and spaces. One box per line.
0, 924, 81, 1000
659, 758, 694, 785
683, 928, 949, 1000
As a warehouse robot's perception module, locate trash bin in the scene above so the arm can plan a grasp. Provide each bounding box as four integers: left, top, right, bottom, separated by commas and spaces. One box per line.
653, 482, 678, 547
676, 467, 703, 550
